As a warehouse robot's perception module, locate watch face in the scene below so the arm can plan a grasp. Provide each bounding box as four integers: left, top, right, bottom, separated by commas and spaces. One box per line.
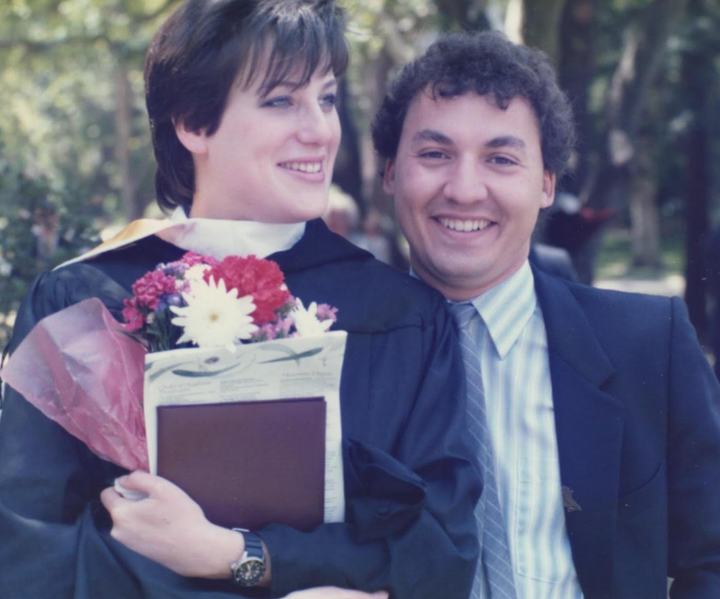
236, 557, 265, 585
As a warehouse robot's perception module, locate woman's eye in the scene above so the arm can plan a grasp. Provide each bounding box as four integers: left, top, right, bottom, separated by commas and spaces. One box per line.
262, 96, 293, 108
320, 93, 338, 110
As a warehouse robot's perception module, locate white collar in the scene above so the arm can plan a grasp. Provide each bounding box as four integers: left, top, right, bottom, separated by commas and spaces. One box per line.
409, 261, 538, 359
470, 261, 537, 359
160, 208, 306, 260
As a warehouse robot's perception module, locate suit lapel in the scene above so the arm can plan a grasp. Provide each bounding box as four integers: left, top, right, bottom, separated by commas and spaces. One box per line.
534, 270, 624, 599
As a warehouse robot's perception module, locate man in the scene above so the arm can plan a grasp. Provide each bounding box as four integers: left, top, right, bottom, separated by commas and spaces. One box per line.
372, 32, 720, 598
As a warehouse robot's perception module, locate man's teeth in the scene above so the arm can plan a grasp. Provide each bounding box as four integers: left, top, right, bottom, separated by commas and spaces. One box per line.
280, 162, 321, 173
438, 218, 491, 232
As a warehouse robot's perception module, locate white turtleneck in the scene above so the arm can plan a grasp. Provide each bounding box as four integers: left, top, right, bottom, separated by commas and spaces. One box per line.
159, 208, 306, 260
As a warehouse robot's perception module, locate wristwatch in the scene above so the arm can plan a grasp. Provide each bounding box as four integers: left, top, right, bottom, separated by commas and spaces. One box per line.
230, 529, 266, 587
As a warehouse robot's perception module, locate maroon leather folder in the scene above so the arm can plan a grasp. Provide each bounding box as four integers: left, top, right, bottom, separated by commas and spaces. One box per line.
156, 397, 325, 531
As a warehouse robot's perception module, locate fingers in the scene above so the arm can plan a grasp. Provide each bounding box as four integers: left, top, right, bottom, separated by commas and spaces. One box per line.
99, 486, 122, 512
283, 588, 388, 599
101, 472, 162, 520
113, 478, 149, 501
116, 470, 164, 495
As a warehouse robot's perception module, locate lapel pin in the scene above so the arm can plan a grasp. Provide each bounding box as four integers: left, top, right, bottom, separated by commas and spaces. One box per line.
562, 485, 582, 512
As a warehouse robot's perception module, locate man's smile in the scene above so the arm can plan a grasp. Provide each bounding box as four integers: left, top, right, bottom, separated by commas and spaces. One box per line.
436, 217, 494, 232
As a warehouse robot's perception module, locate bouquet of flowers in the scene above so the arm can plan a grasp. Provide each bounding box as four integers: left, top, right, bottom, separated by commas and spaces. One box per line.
1, 252, 338, 472
122, 252, 337, 350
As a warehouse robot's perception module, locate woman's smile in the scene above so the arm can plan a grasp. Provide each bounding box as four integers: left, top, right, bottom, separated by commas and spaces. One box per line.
277, 158, 327, 182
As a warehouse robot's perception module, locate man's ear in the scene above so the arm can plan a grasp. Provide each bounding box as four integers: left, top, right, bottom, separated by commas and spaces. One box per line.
540, 171, 556, 209
174, 119, 209, 155
382, 158, 396, 195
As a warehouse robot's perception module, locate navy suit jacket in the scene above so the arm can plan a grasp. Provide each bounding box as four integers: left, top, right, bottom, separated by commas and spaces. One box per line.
533, 269, 720, 599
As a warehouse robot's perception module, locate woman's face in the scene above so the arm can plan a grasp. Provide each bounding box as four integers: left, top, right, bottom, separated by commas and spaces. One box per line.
182, 67, 341, 223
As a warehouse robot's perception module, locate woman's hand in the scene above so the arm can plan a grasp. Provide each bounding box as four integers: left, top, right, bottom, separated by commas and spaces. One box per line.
100, 473, 385, 597
282, 589, 388, 599
100, 470, 246, 579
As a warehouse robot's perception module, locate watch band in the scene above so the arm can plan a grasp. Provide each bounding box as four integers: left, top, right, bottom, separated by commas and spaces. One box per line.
230, 528, 266, 587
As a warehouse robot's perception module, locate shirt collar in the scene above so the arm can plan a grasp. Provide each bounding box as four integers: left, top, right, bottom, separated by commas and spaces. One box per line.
470, 261, 537, 359
408, 260, 537, 359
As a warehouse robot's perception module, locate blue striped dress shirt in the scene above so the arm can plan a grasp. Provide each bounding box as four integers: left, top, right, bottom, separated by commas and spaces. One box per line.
468, 262, 583, 599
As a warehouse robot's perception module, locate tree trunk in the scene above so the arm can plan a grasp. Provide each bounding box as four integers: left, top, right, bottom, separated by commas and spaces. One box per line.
113, 59, 139, 221
333, 78, 364, 210
521, 0, 568, 63
557, 0, 596, 196
585, 0, 690, 210
360, 44, 395, 215
682, 0, 715, 337
434, 0, 490, 30
630, 146, 661, 268
573, 0, 689, 282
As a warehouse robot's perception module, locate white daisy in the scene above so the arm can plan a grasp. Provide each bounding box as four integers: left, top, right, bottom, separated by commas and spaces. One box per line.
170, 277, 257, 349
292, 299, 333, 338
184, 263, 211, 283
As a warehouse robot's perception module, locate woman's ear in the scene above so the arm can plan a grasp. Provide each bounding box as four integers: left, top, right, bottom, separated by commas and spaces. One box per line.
174, 119, 209, 155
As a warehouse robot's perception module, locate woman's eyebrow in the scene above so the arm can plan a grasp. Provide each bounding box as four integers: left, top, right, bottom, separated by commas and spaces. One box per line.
263, 77, 338, 95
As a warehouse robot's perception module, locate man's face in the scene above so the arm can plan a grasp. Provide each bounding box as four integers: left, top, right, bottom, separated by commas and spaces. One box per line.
384, 91, 555, 301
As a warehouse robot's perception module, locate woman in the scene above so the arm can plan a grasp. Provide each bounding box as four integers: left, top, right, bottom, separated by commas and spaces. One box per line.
0, 1, 479, 598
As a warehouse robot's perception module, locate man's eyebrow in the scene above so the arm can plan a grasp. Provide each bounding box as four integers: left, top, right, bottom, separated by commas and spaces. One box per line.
412, 129, 453, 145
486, 136, 527, 151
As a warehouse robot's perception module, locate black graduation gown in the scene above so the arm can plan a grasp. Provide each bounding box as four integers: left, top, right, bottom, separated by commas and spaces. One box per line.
0, 219, 480, 599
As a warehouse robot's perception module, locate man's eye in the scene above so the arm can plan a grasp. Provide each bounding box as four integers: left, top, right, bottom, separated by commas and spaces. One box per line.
262, 96, 293, 108
419, 150, 448, 160
320, 93, 338, 109
489, 155, 518, 166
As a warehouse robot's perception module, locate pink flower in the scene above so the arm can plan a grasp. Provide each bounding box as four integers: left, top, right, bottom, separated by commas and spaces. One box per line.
250, 315, 294, 342
122, 298, 145, 332
316, 303, 338, 323
131, 270, 178, 310
181, 252, 220, 268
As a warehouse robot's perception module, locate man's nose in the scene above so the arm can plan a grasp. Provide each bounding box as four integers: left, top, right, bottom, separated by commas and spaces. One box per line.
443, 157, 489, 204
296, 104, 333, 146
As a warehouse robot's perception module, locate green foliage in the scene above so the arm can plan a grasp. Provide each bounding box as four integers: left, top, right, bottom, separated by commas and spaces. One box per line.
0, 0, 179, 225
0, 149, 100, 347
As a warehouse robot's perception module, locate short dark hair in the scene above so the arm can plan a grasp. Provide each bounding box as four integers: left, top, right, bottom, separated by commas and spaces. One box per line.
372, 31, 575, 176
145, 0, 349, 213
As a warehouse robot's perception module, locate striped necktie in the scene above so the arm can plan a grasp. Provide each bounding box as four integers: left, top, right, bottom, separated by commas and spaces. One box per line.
451, 302, 517, 599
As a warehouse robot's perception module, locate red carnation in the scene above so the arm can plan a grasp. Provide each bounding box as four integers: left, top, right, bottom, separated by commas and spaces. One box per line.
131, 270, 178, 310
204, 255, 290, 325
122, 298, 145, 331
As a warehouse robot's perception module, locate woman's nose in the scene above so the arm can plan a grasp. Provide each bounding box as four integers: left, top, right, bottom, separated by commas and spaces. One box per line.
296, 104, 334, 146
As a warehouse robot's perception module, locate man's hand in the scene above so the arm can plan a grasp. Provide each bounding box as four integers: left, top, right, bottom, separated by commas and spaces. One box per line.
282, 589, 388, 599
100, 471, 246, 579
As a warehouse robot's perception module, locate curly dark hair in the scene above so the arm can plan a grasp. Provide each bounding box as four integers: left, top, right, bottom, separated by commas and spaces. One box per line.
372, 31, 575, 175
145, 0, 348, 213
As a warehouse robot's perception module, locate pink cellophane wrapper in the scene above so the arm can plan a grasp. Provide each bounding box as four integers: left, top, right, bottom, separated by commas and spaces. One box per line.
0, 298, 149, 471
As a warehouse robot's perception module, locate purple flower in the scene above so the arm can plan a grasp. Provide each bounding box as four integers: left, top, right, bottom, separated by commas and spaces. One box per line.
155, 293, 184, 313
